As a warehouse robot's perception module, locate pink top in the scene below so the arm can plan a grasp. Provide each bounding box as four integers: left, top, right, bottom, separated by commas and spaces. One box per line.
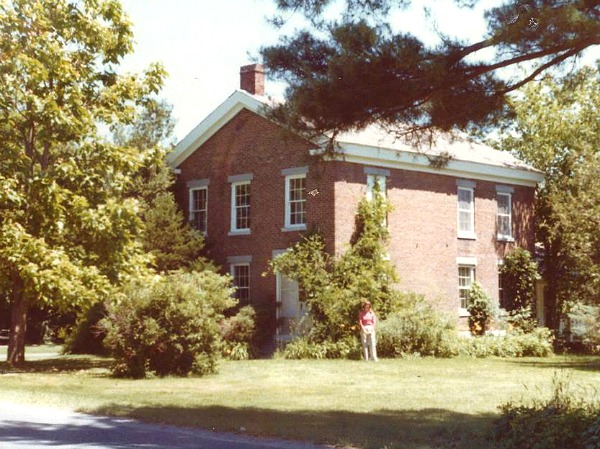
359, 309, 376, 327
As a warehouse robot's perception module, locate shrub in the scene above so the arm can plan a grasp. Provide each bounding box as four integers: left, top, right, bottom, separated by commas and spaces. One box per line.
279, 336, 361, 360
458, 328, 554, 358
221, 305, 256, 360
494, 373, 600, 449
101, 270, 235, 378
467, 282, 497, 336
377, 293, 458, 358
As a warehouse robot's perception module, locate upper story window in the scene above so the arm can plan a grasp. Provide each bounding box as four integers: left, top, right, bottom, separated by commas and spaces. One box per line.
365, 167, 389, 201
496, 186, 514, 241
286, 175, 306, 228
228, 174, 253, 235
187, 179, 209, 234
457, 180, 476, 239
282, 166, 308, 232
189, 187, 208, 233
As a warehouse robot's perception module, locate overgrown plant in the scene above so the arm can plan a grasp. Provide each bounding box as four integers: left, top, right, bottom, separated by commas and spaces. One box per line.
500, 247, 540, 333
269, 182, 401, 344
467, 282, 498, 336
494, 372, 600, 449
101, 271, 235, 378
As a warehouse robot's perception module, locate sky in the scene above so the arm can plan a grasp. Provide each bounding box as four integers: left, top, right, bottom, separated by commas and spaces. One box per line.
117, 0, 599, 142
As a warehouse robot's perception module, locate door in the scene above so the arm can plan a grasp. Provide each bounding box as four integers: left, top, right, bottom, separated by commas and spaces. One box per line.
276, 273, 307, 341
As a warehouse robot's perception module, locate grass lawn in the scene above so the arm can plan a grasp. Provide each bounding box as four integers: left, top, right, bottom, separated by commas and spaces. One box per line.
1, 346, 599, 449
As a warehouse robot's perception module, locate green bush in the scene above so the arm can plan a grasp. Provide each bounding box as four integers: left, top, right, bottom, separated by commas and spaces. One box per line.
101, 270, 235, 378
467, 282, 497, 336
377, 293, 458, 358
494, 373, 600, 449
221, 305, 256, 360
279, 336, 361, 360
459, 328, 554, 358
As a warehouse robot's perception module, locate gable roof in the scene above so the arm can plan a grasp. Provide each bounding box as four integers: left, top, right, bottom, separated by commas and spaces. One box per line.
168, 90, 544, 187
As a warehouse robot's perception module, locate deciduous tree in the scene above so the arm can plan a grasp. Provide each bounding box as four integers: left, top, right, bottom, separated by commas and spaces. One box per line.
495, 66, 600, 327
0, 0, 165, 365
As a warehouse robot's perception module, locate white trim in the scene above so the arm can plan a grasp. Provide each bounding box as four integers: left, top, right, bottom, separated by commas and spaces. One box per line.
187, 178, 210, 188
310, 145, 543, 187
364, 166, 390, 177
227, 255, 253, 264
284, 173, 307, 231
456, 256, 478, 265
230, 180, 251, 233
457, 186, 476, 240
281, 166, 309, 176
496, 191, 513, 241
168, 91, 265, 168
228, 173, 254, 183
189, 185, 208, 234
230, 262, 251, 304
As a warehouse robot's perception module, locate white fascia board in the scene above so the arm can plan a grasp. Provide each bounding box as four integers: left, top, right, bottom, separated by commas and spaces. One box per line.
167, 91, 266, 168
311, 143, 544, 187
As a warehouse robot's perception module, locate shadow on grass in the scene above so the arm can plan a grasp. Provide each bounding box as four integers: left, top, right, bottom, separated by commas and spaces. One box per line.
0, 355, 112, 374
506, 355, 600, 372
90, 404, 497, 449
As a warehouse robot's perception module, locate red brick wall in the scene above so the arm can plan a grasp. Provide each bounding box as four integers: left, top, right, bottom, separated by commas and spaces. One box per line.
327, 161, 536, 320
173, 108, 537, 331
173, 109, 333, 309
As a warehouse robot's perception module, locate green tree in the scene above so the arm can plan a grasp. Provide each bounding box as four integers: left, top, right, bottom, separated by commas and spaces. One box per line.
262, 0, 599, 139
270, 183, 400, 341
0, 0, 166, 365
500, 247, 540, 332
496, 67, 600, 327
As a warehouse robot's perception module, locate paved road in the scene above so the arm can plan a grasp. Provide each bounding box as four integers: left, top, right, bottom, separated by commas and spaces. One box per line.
0, 402, 338, 449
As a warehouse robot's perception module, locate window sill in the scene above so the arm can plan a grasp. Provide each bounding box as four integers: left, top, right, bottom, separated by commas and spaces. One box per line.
496, 235, 515, 242
228, 229, 251, 236
281, 225, 307, 232
457, 232, 477, 240
459, 308, 470, 318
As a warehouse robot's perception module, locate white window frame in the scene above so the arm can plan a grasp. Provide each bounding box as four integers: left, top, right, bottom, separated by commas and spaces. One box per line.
457, 257, 477, 316
457, 183, 476, 239
366, 173, 388, 201
189, 186, 208, 234
496, 190, 514, 241
230, 263, 250, 304
230, 180, 251, 235
284, 174, 307, 231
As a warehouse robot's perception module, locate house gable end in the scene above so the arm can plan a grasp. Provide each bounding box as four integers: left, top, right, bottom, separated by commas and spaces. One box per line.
167, 90, 267, 168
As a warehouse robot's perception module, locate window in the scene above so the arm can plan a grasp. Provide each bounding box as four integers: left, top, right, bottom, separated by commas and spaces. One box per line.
457, 185, 475, 239
285, 174, 306, 229
366, 174, 387, 200
189, 187, 208, 233
231, 181, 251, 233
498, 270, 507, 310
458, 265, 476, 310
497, 192, 513, 240
231, 264, 250, 304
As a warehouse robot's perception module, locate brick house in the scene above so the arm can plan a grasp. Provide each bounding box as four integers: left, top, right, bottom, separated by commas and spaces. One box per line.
168, 64, 544, 341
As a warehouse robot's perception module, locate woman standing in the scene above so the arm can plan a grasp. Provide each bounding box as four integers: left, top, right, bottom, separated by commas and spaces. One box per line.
358, 300, 378, 361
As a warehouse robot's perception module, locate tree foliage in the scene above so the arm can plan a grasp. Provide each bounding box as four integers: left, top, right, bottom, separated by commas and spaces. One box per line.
269, 184, 400, 341
495, 66, 600, 325
262, 0, 599, 140
102, 271, 236, 378
0, 0, 166, 365
500, 247, 540, 333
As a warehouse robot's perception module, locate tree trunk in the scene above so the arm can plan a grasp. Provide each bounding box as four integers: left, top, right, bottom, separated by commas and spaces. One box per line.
7, 275, 28, 366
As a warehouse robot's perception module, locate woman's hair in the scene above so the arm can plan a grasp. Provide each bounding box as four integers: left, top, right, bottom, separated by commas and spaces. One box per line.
363, 300, 372, 307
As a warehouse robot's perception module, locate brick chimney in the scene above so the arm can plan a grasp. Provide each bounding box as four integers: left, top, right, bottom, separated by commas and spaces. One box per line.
240, 64, 265, 96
